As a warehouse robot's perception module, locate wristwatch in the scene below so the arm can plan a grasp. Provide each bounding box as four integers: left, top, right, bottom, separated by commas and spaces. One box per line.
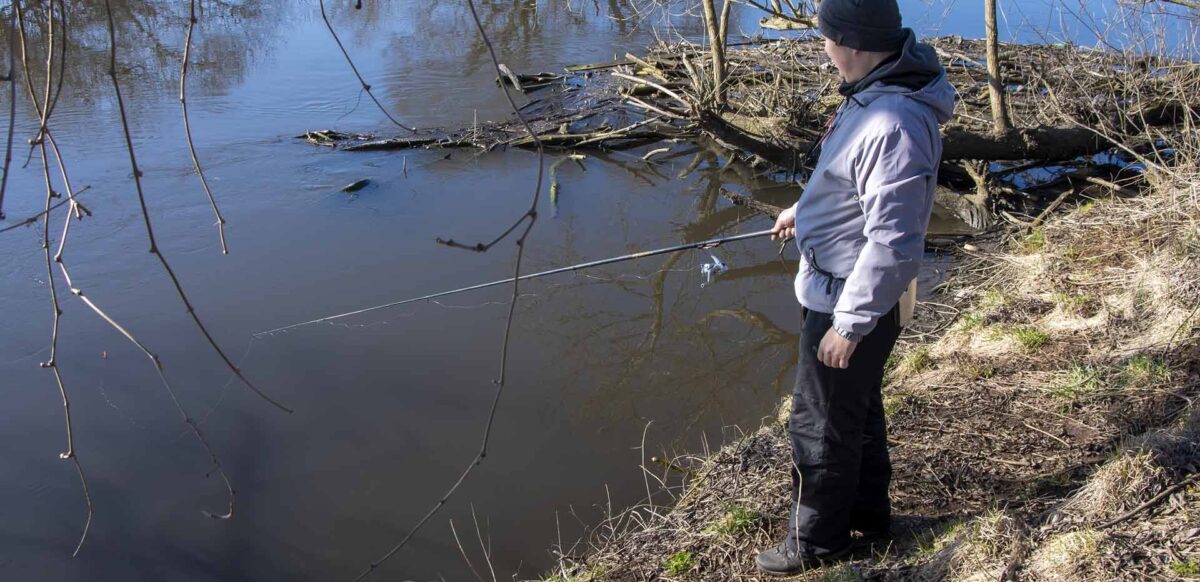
834, 326, 862, 343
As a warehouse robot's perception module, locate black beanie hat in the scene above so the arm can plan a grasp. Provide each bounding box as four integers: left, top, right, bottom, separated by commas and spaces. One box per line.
818, 0, 907, 52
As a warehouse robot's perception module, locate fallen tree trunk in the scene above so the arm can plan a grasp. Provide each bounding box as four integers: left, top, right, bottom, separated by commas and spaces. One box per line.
699, 111, 1114, 164
940, 126, 1112, 161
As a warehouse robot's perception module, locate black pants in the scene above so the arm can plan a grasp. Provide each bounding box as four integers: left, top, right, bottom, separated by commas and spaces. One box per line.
786, 306, 900, 553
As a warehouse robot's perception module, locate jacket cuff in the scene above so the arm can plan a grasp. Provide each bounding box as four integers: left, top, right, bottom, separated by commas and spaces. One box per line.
833, 325, 862, 343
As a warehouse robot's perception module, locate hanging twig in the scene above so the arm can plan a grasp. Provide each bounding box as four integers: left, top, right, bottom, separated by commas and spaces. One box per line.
351, 0, 545, 577
18, 0, 241, 526
0, 184, 91, 234
0, 2, 16, 220
181, 0, 229, 254
318, 0, 416, 133
100, 0, 292, 414
14, 0, 82, 218
38, 0, 66, 147
101, 0, 301, 522
24, 0, 92, 555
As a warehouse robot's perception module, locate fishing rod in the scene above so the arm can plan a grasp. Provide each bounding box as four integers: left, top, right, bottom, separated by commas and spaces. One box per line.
254, 227, 778, 337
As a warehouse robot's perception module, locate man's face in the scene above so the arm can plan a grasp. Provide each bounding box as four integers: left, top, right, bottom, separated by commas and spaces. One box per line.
823, 36, 855, 81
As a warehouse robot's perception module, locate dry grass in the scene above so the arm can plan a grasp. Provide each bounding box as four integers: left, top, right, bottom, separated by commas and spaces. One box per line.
1026, 530, 1104, 582
905, 510, 1025, 582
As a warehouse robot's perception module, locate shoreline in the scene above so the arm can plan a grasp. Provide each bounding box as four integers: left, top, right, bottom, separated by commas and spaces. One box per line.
543, 169, 1200, 580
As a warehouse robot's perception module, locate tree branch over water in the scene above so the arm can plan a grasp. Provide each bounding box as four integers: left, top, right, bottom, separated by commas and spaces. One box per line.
181, 0, 228, 254
352, 0, 546, 577
0, 184, 90, 234
23, 0, 92, 556
101, 0, 293, 415
96, 0, 306, 522
319, 0, 416, 133
0, 3, 16, 221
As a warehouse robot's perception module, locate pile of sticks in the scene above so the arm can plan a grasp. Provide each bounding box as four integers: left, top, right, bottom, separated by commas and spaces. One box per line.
307, 35, 1199, 229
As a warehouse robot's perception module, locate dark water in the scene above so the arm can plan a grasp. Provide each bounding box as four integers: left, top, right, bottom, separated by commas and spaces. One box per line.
0, 1, 1191, 580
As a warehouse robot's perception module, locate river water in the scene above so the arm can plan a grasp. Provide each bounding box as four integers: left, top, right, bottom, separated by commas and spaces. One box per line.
0, 1, 1191, 580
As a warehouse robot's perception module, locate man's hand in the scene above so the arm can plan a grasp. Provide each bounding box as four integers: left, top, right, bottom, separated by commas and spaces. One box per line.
772, 205, 796, 241
818, 327, 857, 369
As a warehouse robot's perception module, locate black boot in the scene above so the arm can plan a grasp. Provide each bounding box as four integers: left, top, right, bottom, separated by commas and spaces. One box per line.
755, 541, 850, 576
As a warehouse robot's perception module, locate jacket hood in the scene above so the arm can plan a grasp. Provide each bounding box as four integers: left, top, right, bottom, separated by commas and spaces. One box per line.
839, 29, 957, 125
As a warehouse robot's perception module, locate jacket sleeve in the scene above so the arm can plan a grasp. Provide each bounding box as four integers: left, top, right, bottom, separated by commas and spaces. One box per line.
831, 125, 936, 341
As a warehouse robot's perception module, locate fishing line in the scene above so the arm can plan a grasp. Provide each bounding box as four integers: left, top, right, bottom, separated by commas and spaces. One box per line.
0, 345, 51, 367
194, 338, 260, 429
95, 351, 142, 429
253, 228, 776, 338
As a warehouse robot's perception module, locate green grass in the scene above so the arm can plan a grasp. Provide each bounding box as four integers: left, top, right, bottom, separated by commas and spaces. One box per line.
914, 521, 964, 558
958, 311, 986, 332
1052, 292, 1092, 315
817, 563, 863, 582
883, 352, 898, 383
544, 565, 606, 582
883, 393, 903, 418
980, 290, 1009, 310
706, 504, 761, 537
1023, 227, 1047, 253
896, 345, 934, 377
1052, 364, 1102, 399
663, 551, 696, 576
961, 361, 997, 381
1132, 287, 1153, 317
1011, 326, 1050, 350
1171, 558, 1200, 576
1120, 355, 1170, 387
966, 510, 1011, 558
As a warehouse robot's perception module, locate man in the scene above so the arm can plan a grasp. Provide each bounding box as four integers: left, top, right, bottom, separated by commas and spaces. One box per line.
758, 0, 955, 575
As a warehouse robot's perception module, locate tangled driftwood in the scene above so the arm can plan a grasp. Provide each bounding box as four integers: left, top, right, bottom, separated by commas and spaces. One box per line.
305, 36, 1199, 231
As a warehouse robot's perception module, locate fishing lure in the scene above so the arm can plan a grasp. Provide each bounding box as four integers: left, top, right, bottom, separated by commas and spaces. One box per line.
700, 252, 728, 287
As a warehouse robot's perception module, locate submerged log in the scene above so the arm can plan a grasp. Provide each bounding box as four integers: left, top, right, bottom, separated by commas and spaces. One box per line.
343, 136, 441, 151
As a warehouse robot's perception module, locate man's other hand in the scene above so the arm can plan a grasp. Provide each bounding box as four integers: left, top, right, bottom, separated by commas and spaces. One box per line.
772, 205, 796, 241
818, 327, 857, 369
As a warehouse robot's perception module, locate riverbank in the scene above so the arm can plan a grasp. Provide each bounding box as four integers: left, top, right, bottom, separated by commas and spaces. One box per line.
544, 161, 1200, 579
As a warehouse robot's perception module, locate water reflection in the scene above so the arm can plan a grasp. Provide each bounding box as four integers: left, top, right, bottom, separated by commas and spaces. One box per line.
3, 1, 284, 112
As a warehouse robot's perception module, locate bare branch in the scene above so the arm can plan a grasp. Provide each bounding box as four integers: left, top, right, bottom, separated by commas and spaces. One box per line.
100, 0, 292, 414
318, 0, 416, 133
0, 184, 91, 234
96, 0, 239, 520
351, 0, 546, 576
23, 0, 91, 556
181, 0, 228, 254
449, 519, 487, 582
0, 3, 16, 220
742, 0, 817, 27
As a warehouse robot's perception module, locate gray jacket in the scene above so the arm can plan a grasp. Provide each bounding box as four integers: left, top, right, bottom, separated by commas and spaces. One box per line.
791, 30, 956, 341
